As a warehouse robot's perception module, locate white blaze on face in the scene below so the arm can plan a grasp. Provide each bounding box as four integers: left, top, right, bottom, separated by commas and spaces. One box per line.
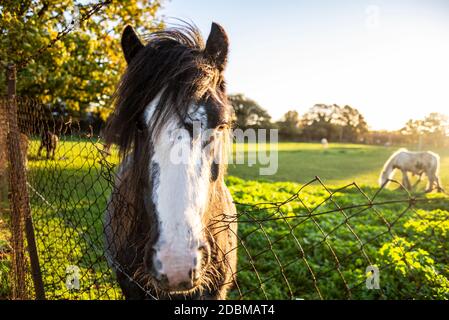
146, 102, 214, 288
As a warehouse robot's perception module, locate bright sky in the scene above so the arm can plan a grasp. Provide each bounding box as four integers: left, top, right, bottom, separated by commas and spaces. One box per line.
160, 0, 449, 130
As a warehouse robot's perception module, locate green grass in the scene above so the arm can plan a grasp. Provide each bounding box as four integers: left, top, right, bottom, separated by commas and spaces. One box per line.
226, 177, 449, 299
1, 139, 448, 299
228, 142, 449, 189
0, 208, 11, 299
25, 137, 122, 299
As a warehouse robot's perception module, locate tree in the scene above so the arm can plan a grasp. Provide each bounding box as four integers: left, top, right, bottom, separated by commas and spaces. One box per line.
299, 104, 368, 142
300, 104, 340, 141
0, 0, 163, 121
339, 105, 369, 142
228, 94, 272, 130
276, 110, 302, 139
400, 119, 423, 144
401, 113, 448, 147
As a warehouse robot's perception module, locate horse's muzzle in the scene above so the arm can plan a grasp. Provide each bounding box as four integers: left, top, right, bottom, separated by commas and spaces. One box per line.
144, 242, 211, 292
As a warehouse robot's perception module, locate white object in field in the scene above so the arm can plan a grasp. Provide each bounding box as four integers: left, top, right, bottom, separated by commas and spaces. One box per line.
321, 138, 329, 148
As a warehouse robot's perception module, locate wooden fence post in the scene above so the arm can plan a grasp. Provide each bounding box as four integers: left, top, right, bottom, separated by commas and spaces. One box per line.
5, 64, 45, 300
0, 87, 9, 230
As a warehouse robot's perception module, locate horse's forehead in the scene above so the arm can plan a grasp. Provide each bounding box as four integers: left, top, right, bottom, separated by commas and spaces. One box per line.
141, 91, 230, 137
180, 101, 230, 129
187, 104, 208, 122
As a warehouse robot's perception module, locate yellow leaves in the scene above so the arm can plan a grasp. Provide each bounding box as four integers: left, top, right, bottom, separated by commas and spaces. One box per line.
41, 95, 52, 104
67, 41, 76, 52
49, 30, 58, 39
2, 11, 15, 24
379, 237, 435, 276
404, 209, 449, 237
379, 235, 449, 297
3, 0, 163, 118
70, 100, 80, 112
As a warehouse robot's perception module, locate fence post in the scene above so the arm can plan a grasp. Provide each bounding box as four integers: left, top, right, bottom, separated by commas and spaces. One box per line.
5, 64, 46, 300
0, 87, 9, 232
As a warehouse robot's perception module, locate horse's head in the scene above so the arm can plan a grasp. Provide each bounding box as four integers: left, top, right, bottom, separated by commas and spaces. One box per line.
105, 23, 232, 293
379, 171, 389, 187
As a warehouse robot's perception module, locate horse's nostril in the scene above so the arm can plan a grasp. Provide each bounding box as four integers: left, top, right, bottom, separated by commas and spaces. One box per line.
178, 281, 192, 290
144, 248, 165, 279
158, 273, 169, 287
154, 258, 163, 272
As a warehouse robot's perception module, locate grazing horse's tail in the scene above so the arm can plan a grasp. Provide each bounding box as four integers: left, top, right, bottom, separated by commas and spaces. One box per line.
379, 148, 407, 187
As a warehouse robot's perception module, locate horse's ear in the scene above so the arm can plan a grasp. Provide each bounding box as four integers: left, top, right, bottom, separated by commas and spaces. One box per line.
204, 22, 229, 72
121, 25, 144, 64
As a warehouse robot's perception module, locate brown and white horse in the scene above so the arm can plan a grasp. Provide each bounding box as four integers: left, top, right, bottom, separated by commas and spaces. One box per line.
103, 23, 237, 299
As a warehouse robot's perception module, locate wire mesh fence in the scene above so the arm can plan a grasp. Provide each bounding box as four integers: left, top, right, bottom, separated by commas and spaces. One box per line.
1, 95, 449, 300
228, 178, 449, 299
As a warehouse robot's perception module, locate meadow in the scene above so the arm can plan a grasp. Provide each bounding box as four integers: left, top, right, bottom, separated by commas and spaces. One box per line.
1, 139, 448, 299
228, 142, 449, 188
229, 142, 449, 298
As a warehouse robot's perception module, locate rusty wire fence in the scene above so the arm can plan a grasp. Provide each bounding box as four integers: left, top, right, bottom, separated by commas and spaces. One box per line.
1, 94, 449, 300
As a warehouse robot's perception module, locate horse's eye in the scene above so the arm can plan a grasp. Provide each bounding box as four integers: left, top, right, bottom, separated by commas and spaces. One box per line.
216, 123, 228, 132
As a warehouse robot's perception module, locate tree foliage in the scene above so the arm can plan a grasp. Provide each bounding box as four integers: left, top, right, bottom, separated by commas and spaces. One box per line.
276, 110, 301, 139
0, 0, 163, 121
229, 93, 272, 130
300, 104, 368, 142
400, 113, 448, 147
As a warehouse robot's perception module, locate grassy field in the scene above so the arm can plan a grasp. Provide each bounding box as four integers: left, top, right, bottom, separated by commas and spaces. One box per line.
228, 142, 449, 189
228, 142, 449, 299
1, 139, 448, 299
0, 207, 10, 299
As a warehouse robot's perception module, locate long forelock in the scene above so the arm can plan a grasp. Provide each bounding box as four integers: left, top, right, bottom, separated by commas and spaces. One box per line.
104, 23, 224, 156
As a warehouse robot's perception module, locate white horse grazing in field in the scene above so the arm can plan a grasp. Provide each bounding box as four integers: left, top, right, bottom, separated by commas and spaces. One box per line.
321, 138, 329, 149
379, 148, 443, 193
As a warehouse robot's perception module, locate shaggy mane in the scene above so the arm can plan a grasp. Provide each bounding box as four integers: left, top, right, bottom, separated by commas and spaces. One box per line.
104, 23, 225, 156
